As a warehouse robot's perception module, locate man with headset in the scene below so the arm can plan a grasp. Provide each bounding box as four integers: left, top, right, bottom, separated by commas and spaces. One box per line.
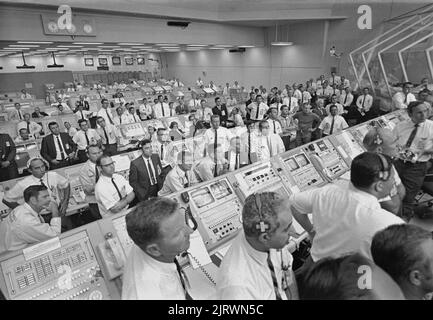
290, 152, 405, 264
2, 157, 71, 222
216, 191, 299, 300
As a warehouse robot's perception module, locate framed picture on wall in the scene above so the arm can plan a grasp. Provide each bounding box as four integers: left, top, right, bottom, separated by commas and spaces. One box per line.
125, 57, 134, 65
112, 56, 121, 65
137, 57, 145, 65
84, 58, 94, 66
98, 58, 108, 66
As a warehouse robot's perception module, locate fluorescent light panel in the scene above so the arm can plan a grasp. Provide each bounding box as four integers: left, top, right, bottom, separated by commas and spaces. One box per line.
57, 45, 83, 48
73, 42, 103, 45
271, 41, 293, 46
9, 45, 39, 47
117, 43, 144, 45
17, 41, 53, 44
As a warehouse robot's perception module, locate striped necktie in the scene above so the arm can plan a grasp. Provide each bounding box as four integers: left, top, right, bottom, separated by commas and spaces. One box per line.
267, 253, 282, 300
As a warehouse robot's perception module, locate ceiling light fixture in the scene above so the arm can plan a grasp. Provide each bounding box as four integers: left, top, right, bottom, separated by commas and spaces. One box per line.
73, 42, 103, 45
47, 51, 64, 68
271, 23, 293, 46
57, 45, 83, 48
16, 51, 35, 69
17, 41, 53, 44
10, 45, 39, 48
117, 43, 144, 46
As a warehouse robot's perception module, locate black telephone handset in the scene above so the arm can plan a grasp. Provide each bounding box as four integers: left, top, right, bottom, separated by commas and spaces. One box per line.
181, 191, 189, 204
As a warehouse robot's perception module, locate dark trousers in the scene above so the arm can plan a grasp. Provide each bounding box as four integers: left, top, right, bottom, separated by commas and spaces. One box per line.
394, 159, 428, 220
77, 150, 88, 163
0, 161, 18, 182
103, 143, 118, 156
281, 135, 291, 151
296, 132, 312, 147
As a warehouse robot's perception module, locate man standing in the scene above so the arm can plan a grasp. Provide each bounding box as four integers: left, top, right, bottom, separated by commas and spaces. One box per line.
293, 103, 321, 146
152, 95, 170, 118
0, 185, 61, 253
96, 117, 119, 156
129, 139, 163, 202
122, 197, 194, 300
278, 105, 297, 150
290, 152, 404, 263
0, 133, 18, 182
212, 97, 229, 126
392, 82, 417, 110
196, 99, 213, 125
216, 192, 298, 300
318, 105, 348, 137
248, 95, 269, 122
97, 98, 116, 126
139, 97, 153, 120
282, 88, 298, 115
95, 155, 135, 218
393, 101, 433, 221
41, 122, 77, 169
325, 94, 344, 116
188, 92, 201, 112
151, 128, 175, 183
73, 119, 101, 163
267, 107, 283, 135
257, 120, 285, 159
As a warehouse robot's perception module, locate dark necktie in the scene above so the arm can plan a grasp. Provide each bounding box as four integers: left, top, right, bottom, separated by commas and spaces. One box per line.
362, 95, 366, 108
119, 116, 122, 124
80, 110, 84, 120
288, 97, 291, 109
103, 127, 109, 144
111, 178, 122, 199
160, 144, 164, 161
85, 132, 90, 146
273, 121, 276, 134
56, 136, 66, 160
404, 94, 408, 104
174, 258, 193, 300
26, 122, 30, 133
183, 172, 190, 188
301, 93, 304, 104
18, 111, 22, 120
40, 178, 46, 188
405, 124, 419, 148
248, 131, 252, 164
329, 116, 335, 135
147, 159, 157, 185
267, 253, 282, 300
255, 103, 260, 119
344, 94, 347, 105
235, 152, 240, 170
214, 129, 218, 177
95, 164, 99, 182
161, 103, 165, 117
106, 109, 114, 125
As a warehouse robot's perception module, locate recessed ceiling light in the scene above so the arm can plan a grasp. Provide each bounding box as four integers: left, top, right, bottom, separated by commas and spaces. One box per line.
215, 45, 233, 47
17, 41, 53, 44
209, 47, 226, 50
271, 41, 293, 46
10, 45, 39, 47
156, 44, 177, 46
131, 47, 152, 49
187, 44, 207, 47
239, 45, 255, 48
160, 47, 179, 49
3, 48, 22, 50
46, 48, 60, 50
73, 42, 104, 45
57, 45, 83, 48
98, 46, 120, 48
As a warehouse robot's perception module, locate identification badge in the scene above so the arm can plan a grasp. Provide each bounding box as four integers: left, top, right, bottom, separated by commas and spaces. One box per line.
5, 142, 10, 147
65, 144, 69, 149
221, 111, 226, 116
157, 165, 162, 175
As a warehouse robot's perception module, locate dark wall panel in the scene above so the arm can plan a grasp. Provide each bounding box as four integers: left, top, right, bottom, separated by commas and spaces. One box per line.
0, 71, 74, 99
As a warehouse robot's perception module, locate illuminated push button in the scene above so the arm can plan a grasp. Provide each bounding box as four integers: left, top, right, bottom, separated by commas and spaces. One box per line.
88, 290, 103, 300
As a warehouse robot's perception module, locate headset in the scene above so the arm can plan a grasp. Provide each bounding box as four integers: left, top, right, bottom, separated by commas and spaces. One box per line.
376, 153, 391, 181
254, 193, 270, 234
372, 125, 383, 146
27, 156, 50, 171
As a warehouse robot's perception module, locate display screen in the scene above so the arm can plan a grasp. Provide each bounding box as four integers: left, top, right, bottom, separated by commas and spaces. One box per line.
210, 180, 232, 200
191, 187, 215, 208
286, 158, 299, 171
295, 154, 309, 167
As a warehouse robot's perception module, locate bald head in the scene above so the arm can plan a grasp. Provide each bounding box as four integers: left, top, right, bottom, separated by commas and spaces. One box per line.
363, 127, 399, 158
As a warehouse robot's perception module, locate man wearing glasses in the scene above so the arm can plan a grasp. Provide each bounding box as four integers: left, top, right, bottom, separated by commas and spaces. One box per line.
216, 191, 298, 300
94, 155, 135, 218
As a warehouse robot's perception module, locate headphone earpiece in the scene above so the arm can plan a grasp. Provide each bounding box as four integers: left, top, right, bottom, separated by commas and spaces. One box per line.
373, 126, 383, 146
254, 193, 270, 234
27, 156, 50, 171
376, 153, 390, 181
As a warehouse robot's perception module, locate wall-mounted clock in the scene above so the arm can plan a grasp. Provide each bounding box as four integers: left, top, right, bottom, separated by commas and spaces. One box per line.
83, 23, 93, 34
47, 21, 58, 33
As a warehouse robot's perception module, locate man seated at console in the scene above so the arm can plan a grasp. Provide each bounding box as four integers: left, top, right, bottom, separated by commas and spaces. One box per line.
0, 185, 62, 253
3, 157, 71, 222
94, 155, 135, 219
216, 191, 298, 300
122, 197, 194, 300
298, 253, 404, 300
362, 126, 406, 215
371, 224, 433, 300
14, 128, 35, 143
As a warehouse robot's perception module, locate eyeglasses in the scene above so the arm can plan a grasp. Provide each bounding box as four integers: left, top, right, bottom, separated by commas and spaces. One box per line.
100, 161, 115, 167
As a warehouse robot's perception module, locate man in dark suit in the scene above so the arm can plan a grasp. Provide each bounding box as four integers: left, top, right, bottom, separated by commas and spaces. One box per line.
212, 96, 229, 127
129, 139, 163, 203
0, 133, 18, 182
41, 121, 77, 169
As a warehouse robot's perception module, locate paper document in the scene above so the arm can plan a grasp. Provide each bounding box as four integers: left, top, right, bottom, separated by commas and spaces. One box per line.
188, 230, 212, 269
